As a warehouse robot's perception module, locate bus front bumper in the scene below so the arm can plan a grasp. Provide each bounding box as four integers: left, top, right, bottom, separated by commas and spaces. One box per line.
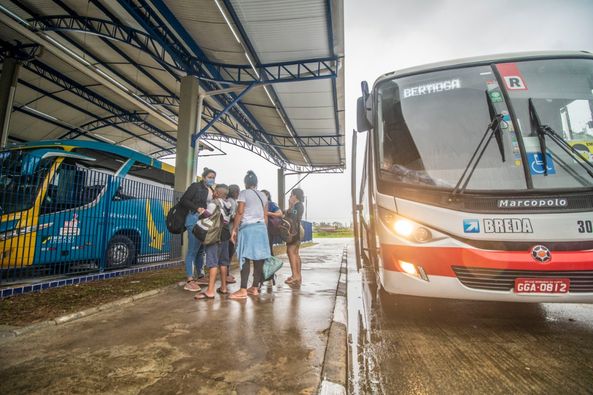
382, 270, 593, 303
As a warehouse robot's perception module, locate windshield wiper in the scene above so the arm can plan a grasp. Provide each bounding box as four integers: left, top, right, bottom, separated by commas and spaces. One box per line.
450, 92, 506, 197
528, 98, 593, 179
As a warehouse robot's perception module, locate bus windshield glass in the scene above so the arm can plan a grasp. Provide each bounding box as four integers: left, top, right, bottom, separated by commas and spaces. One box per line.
0, 150, 55, 215
377, 58, 593, 192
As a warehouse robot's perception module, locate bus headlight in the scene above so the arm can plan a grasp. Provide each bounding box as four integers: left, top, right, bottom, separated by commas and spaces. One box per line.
394, 219, 414, 237
379, 207, 434, 243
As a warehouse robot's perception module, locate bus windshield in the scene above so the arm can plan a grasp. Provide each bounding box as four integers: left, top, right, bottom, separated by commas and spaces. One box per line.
0, 150, 55, 215
377, 58, 593, 192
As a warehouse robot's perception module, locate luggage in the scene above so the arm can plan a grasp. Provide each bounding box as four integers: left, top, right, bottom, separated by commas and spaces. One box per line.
192, 204, 223, 245
278, 217, 298, 243
166, 203, 188, 234
263, 255, 284, 282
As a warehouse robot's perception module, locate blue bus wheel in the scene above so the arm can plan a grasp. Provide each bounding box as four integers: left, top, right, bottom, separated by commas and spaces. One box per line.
106, 235, 137, 268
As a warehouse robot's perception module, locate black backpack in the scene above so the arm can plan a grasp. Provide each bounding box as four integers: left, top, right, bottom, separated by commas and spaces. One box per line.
166, 203, 188, 234
278, 217, 299, 243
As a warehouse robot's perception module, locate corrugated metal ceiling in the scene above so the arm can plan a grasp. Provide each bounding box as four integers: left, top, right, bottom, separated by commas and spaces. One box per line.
0, 0, 344, 170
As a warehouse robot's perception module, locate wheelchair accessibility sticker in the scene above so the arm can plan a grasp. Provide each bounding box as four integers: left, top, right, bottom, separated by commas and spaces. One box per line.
527, 152, 556, 175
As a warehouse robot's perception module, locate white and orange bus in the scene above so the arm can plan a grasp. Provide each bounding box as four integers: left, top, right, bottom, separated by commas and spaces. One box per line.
353, 51, 593, 302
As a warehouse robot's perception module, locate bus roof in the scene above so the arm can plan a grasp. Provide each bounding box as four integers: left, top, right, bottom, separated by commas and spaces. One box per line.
10, 140, 174, 173
374, 50, 593, 87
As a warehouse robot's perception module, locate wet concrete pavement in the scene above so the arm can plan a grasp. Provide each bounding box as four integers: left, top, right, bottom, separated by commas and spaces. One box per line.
349, 252, 593, 394
0, 239, 349, 395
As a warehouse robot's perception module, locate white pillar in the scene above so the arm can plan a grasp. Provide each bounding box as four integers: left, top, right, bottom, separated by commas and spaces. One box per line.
0, 58, 21, 148
175, 75, 203, 260
174, 75, 202, 192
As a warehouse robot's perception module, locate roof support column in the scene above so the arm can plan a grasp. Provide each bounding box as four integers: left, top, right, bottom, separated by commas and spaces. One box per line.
175, 75, 203, 262
0, 57, 21, 148
175, 75, 203, 192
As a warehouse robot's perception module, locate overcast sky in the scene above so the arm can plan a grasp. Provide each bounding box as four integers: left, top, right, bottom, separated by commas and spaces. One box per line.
183, 0, 593, 224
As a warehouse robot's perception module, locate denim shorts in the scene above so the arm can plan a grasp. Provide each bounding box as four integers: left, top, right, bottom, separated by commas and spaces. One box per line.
205, 240, 230, 268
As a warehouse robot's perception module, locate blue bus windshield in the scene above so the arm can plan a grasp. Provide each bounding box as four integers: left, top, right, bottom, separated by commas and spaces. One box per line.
0, 150, 55, 215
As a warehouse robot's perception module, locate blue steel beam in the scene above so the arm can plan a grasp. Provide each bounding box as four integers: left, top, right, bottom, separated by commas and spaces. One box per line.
325, 0, 343, 165
125, 0, 287, 165
0, 39, 169, 150
24, 60, 176, 146
57, 0, 182, 108
201, 107, 343, 148
14, 106, 103, 144
220, 0, 312, 166
61, 113, 148, 140
5, 1, 177, 150
28, 14, 337, 85
200, 133, 344, 174
0, 41, 40, 61
16, 78, 173, 153
192, 83, 256, 146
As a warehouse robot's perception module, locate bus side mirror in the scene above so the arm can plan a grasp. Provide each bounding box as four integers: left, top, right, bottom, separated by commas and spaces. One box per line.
357, 96, 372, 133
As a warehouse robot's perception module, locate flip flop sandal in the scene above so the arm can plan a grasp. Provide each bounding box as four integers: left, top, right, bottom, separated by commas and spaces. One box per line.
216, 287, 229, 295
194, 292, 215, 300
229, 292, 248, 299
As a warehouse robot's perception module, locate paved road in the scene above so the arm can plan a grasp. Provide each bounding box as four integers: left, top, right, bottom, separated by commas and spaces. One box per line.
0, 239, 348, 395
348, 250, 593, 394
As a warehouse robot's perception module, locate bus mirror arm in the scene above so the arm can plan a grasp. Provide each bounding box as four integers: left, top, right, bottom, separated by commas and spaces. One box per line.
356, 81, 372, 133
356, 96, 372, 133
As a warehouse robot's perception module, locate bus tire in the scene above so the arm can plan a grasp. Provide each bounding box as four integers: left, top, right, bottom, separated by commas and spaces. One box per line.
106, 235, 136, 268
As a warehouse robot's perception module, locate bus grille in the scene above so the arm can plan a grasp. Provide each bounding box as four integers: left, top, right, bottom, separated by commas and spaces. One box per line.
452, 266, 593, 293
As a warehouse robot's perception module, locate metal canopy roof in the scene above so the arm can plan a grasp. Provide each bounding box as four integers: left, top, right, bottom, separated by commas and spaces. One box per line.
0, 0, 345, 172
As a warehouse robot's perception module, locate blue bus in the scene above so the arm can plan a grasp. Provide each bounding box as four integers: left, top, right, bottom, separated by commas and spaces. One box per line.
0, 140, 176, 275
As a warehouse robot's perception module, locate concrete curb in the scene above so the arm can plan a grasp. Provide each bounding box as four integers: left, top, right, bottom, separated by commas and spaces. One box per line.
1, 285, 176, 339
318, 246, 348, 395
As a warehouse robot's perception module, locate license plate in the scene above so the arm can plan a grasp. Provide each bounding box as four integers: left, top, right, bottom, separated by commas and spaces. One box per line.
514, 278, 570, 294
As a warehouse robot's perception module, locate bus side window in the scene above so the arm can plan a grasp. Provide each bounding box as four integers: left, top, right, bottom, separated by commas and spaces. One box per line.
41, 162, 108, 214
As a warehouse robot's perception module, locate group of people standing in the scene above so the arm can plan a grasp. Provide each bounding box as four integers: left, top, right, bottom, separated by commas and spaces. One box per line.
179, 167, 304, 300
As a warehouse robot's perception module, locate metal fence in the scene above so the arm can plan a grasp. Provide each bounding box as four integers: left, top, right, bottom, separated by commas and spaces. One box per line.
0, 156, 181, 284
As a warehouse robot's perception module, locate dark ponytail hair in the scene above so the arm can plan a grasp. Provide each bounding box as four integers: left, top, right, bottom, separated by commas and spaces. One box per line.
292, 188, 304, 202
244, 170, 258, 188
202, 167, 216, 178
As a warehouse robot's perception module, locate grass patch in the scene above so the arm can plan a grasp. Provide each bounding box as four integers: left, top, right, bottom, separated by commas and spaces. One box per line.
313, 231, 353, 238
0, 242, 317, 327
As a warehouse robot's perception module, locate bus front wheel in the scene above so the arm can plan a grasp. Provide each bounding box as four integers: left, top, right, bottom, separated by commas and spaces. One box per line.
106, 235, 137, 268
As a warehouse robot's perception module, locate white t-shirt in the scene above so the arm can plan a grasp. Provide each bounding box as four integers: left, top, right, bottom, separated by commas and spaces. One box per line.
237, 189, 268, 225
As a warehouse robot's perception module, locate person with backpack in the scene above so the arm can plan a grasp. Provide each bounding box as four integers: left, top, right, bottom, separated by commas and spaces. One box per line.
180, 167, 216, 292
226, 184, 240, 284
195, 184, 232, 300
284, 188, 305, 286
229, 171, 270, 299
261, 190, 282, 256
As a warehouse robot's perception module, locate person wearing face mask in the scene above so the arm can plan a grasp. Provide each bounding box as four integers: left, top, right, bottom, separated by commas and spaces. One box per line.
179, 167, 216, 292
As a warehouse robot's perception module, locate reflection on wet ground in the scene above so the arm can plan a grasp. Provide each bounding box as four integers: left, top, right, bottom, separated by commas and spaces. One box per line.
349, 251, 593, 394
0, 239, 348, 394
